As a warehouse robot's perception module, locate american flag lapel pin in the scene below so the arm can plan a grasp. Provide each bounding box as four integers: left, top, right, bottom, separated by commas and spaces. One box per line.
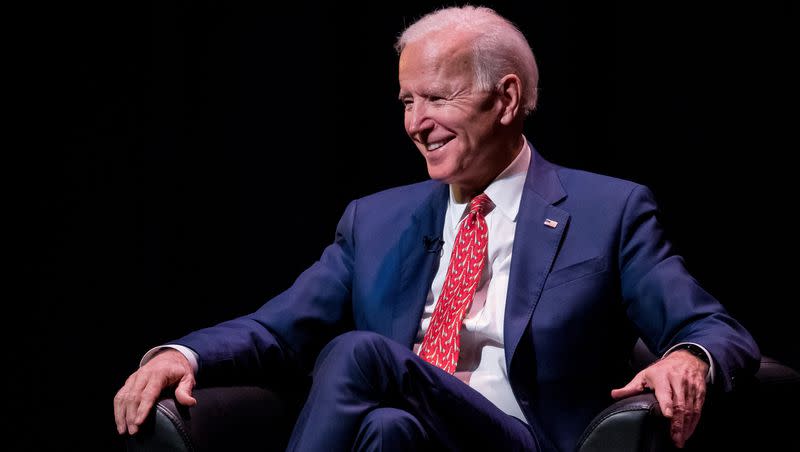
543, 218, 558, 228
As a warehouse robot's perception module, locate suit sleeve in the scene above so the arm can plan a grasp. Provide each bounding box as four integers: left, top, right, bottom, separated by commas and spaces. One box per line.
172, 200, 359, 382
618, 185, 760, 391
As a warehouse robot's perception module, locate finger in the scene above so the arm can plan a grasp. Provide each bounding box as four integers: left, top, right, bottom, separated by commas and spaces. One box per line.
113, 386, 129, 434
651, 376, 674, 419
681, 381, 697, 446
668, 378, 688, 448
134, 378, 165, 425
125, 370, 152, 435
610, 374, 647, 399
685, 383, 706, 443
114, 373, 139, 435
174, 374, 197, 407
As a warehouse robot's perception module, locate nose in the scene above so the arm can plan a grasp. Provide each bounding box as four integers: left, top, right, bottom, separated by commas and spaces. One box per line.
405, 102, 434, 137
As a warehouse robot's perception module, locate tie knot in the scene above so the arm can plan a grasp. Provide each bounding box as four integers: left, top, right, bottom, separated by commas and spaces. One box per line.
468, 193, 493, 217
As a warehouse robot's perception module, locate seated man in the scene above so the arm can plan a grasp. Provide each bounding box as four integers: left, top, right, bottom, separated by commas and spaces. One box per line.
114, 5, 760, 451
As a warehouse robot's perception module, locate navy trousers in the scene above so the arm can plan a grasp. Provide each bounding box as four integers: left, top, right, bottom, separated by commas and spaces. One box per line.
286, 331, 538, 451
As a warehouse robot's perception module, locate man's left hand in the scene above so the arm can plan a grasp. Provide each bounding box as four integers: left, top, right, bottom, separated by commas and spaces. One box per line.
610, 350, 709, 448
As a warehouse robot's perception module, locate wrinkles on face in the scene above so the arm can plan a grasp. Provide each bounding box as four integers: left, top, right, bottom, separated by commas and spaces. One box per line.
398, 30, 506, 198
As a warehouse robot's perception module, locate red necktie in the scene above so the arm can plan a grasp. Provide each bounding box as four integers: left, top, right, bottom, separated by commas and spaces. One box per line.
420, 193, 493, 374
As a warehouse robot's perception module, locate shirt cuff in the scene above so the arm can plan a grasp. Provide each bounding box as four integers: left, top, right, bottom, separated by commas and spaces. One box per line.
140, 344, 199, 374
663, 342, 715, 384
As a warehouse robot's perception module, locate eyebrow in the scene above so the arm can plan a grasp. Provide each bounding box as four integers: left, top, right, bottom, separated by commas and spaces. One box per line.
398, 85, 450, 101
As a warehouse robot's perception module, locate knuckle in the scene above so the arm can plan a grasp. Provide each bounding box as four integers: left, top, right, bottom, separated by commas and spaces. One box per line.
125, 410, 137, 422
142, 385, 161, 399
123, 391, 140, 405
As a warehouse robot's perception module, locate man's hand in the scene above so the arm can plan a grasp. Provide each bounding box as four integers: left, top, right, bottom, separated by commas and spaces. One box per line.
610, 350, 709, 448
113, 349, 197, 435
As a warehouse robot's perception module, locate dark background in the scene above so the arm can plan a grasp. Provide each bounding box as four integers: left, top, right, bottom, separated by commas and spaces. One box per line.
17, 1, 796, 451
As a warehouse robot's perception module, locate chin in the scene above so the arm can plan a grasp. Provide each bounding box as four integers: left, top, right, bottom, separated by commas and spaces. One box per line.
425, 166, 455, 183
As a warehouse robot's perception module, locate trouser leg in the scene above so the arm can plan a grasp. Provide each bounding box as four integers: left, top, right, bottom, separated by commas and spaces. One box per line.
286, 331, 537, 452
352, 407, 428, 452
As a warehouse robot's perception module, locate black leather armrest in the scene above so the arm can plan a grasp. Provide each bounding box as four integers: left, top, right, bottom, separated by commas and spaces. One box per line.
126, 385, 300, 452
576, 393, 671, 452
755, 356, 800, 386
577, 355, 800, 452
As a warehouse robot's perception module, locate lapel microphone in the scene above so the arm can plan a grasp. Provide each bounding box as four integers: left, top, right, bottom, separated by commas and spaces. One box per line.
423, 235, 444, 254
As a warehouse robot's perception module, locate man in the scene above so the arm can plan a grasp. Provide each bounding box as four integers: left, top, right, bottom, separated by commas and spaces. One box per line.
115, 6, 759, 451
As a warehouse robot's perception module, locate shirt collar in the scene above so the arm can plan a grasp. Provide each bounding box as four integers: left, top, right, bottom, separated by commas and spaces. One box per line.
447, 138, 531, 228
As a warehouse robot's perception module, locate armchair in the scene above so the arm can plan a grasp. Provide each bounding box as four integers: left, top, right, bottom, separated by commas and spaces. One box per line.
127, 343, 799, 451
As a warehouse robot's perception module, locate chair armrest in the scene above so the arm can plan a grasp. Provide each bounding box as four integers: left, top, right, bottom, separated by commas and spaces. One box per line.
755, 356, 800, 386
575, 393, 671, 452
126, 385, 300, 452
578, 355, 800, 452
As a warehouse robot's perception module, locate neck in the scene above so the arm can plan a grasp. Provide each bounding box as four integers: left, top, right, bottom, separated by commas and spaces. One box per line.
451, 135, 524, 203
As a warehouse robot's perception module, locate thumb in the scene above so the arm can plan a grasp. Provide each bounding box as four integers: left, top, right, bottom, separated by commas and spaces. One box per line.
611, 375, 648, 400
174, 374, 197, 407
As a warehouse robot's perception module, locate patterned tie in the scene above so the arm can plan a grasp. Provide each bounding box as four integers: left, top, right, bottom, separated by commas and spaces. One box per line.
420, 193, 493, 374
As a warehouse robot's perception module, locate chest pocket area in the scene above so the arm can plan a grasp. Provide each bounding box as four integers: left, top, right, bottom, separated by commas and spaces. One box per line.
543, 256, 607, 291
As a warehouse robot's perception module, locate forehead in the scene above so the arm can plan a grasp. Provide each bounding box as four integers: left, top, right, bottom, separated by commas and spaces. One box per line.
398, 31, 476, 92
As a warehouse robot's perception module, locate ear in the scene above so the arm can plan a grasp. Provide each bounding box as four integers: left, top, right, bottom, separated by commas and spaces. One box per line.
496, 74, 522, 126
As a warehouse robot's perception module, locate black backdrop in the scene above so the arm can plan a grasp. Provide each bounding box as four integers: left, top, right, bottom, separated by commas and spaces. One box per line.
18, 1, 796, 451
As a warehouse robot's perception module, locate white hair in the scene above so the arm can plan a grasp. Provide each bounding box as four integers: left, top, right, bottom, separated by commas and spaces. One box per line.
395, 6, 539, 116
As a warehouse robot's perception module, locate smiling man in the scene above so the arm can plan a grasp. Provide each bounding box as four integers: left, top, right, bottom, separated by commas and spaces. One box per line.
398, 26, 527, 202
115, 6, 759, 451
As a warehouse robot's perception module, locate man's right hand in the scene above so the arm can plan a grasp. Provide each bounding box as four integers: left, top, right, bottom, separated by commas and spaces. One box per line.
114, 349, 197, 435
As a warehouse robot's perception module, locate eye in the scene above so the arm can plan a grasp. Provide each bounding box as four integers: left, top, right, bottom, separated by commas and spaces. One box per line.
400, 98, 413, 111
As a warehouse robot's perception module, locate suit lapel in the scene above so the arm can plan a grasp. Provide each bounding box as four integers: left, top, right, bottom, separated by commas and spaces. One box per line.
393, 184, 449, 348
504, 148, 569, 370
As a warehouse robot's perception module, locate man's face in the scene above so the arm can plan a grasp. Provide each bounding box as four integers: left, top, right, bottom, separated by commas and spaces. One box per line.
398, 32, 504, 194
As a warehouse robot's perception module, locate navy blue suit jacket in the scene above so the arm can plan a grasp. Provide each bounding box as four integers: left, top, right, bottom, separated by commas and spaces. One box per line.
176, 147, 759, 451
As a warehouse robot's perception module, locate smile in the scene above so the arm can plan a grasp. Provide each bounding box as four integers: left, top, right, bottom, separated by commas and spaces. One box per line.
426, 139, 452, 152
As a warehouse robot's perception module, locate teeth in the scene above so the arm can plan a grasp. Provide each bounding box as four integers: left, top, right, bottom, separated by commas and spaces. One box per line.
428, 142, 445, 151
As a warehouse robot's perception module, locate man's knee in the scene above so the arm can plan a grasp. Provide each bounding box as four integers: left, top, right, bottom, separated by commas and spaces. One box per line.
354, 408, 428, 451
318, 331, 389, 362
